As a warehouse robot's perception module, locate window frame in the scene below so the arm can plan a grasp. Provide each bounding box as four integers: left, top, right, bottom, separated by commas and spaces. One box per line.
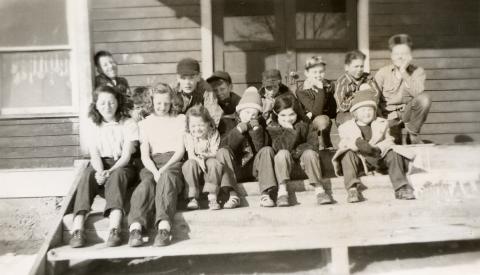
0, 0, 80, 118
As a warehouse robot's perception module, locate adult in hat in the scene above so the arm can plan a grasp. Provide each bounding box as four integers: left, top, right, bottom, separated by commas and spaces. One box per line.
375, 33, 432, 144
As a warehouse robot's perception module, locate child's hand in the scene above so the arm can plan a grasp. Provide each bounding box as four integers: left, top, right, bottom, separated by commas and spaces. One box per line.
237, 122, 249, 133
306, 112, 313, 120
154, 169, 163, 183
249, 119, 260, 130
262, 98, 274, 113
130, 109, 143, 122
95, 170, 107, 185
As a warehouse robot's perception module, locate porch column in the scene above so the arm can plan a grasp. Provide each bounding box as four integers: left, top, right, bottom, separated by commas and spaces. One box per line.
358, 0, 370, 72
201, 0, 214, 78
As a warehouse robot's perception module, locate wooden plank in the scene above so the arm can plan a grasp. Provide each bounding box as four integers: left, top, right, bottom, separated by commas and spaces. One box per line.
421, 122, 480, 135
370, 1, 478, 15
93, 17, 200, 31
428, 90, 480, 102
370, 48, 480, 59
113, 51, 201, 65
371, 23, 479, 37
118, 63, 177, 76
421, 133, 480, 144
372, 13, 480, 26
370, 68, 480, 80
94, 40, 201, 53
430, 101, 480, 113
29, 160, 88, 275
0, 117, 79, 126
92, 6, 200, 20
0, 123, 79, 137
370, 35, 480, 49
126, 74, 177, 87
426, 112, 480, 123
0, 135, 79, 148
426, 79, 480, 91
0, 157, 76, 169
92, 0, 199, 9
0, 146, 79, 159
370, 57, 480, 70
330, 246, 350, 275
93, 28, 200, 43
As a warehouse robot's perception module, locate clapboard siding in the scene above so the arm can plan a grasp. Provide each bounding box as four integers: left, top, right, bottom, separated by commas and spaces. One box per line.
370, 0, 480, 144
92, 0, 201, 89
0, 117, 80, 168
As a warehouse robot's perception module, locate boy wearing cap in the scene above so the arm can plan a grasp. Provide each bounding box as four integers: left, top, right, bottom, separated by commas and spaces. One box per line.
173, 58, 223, 124
297, 56, 337, 149
332, 86, 416, 203
334, 50, 380, 126
216, 87, 279, 207
94, 50, 130, 97
206, 71, 241, 115
259, 69, 298, 124
375, 34, 432, 144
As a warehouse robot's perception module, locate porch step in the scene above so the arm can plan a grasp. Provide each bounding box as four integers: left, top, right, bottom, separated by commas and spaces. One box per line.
49, 188, 480, 262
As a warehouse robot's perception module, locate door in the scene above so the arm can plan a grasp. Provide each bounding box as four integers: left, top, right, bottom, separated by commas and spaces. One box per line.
213, 0, 357, 93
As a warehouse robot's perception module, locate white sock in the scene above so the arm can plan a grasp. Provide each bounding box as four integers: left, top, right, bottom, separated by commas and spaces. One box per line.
129, 222, 142, 232
157, 220, 171, 232
315, 186, 325, 195
278, 183, 288, 196
207, 193, 217, 201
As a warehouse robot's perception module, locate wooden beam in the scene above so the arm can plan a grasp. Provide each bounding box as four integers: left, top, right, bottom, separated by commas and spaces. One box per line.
358, 0, 370, 72
330, 246, 350, 275
200, 0, 213, 78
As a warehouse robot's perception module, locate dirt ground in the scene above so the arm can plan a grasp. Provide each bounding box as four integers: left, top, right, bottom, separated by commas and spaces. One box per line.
0, 197, 63, 275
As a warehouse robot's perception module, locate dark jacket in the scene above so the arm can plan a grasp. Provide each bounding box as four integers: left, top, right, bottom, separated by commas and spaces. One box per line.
267, 120, 318, 159
95, 74, 130, 96
218, 92, 241, 115
258, 83, 291, 98
296, 79, 337, 119
172, 78, 212, 113
219, 116, 271, 166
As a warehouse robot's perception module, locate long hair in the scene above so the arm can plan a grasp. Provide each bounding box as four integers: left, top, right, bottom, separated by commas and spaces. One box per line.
271, 94, 303, 123
185, 105, 216, 135
88, 85, 129, 125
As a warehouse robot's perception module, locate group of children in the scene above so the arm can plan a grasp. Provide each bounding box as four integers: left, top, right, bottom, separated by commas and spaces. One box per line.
70, 33, 430, 248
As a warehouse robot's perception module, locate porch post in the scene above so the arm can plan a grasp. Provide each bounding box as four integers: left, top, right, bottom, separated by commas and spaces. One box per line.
70, 0, 93, 155
201, 0, 214, 78
358, 0, 370, 72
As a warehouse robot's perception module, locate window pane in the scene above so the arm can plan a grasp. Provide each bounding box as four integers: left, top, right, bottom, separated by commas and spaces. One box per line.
296, 0, 347, 41
223, 0, 276, 42
1, 51, 71, 110
0, 0, 68, 47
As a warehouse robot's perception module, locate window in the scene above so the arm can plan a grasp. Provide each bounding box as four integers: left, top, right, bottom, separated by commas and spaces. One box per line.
0, 0, 78, 116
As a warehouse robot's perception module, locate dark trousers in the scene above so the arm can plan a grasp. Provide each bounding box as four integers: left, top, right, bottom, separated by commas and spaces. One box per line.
216, 147, 277, 193
73, 158, 136, 217
340, 150, 409, 191
128, 153, 184, 228
401, 93, 431, 134
274, 149, 323, 187
182, 158, 226, 198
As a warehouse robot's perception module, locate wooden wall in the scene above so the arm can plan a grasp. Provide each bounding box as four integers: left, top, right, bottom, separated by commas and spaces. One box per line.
91, 0, 202, 89
369, 0, 480, 144
0, 117, 80, 169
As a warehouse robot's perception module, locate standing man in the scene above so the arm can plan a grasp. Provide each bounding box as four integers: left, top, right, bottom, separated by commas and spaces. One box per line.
375, 34, 432, 144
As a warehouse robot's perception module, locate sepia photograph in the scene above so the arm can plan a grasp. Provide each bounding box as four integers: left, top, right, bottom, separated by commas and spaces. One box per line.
0, 0, 479, 274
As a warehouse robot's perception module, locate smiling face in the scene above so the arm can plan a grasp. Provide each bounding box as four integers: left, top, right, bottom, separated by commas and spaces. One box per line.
391, 44, 412, 68
238, 107, 259, 123
96, 92, 118, 122
277, 107, 298, 127
152, 93, 171, 116
305, 64, 326, 82
98, 55, 117, 79
354, 106, 376, 125
177, 74, 199, 94
345, 59, 365, 80
188, 115, 209, 139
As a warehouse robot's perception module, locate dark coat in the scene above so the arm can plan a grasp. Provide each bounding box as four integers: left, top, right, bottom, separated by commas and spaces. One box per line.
267, 120, 318, 159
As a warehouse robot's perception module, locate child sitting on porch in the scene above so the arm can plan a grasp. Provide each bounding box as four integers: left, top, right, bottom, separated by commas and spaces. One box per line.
130, 86, 151, 122
127, 83, 186, 247
172, 58, 223, 125
182, 105, 240, 210
216, 87, 278, 207
267, 95, 334, 206
69, 86, 138, 248
94, 51, 130, 97
296, 56, 337, 150
332, 85, 416, 203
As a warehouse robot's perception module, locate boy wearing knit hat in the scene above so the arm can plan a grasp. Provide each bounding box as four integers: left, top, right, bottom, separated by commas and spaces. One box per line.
172, 58, 223, 124
375, 34, 432, 144
216, 87, 279, 207
332, 85, 416, 203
